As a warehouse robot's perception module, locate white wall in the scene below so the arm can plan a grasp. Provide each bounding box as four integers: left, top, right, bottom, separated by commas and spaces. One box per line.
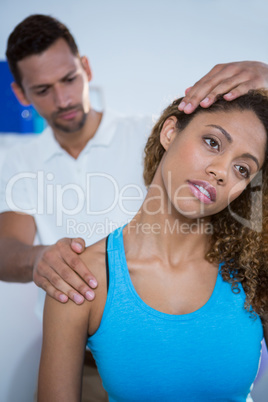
1, 0, 268, 116
1, 1, 268, 401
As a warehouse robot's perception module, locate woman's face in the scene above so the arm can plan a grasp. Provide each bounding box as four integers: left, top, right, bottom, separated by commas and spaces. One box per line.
160, 109, 267, 220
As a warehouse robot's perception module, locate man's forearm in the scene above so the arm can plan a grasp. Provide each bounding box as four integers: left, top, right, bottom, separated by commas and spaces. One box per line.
0, 238, 45, 283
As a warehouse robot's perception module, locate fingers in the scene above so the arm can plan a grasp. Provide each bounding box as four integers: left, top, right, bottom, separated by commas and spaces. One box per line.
33, 239, 97, 305
222, 79, 262, 101
198, 73, 250, 107
179, 63, 226, 113
184, 86, 192, 95
33, 274, 69, 303
178, 61, 268, 114
60, 243, 98, 291
34, 257, 96, 304
71, 237, 85, 254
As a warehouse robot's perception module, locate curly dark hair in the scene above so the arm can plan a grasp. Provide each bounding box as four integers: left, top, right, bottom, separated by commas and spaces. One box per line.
6, 14, 79, 89
144, 90, 268, 317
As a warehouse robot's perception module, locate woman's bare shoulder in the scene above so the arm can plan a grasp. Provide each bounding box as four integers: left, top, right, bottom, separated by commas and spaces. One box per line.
80, 237, 108, 335
81, 237, 107, 284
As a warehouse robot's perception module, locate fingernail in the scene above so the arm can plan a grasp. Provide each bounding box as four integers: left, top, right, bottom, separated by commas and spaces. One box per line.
89, 279, 97, 288
178, 101, 186, 110
201, 97, 210, 105
184, 103, 192, 113
59, 294, 68, 302
74, 294, 84, 304
85, 290, 94, 300
224, 92, 233, 99
73, 242, 83, 251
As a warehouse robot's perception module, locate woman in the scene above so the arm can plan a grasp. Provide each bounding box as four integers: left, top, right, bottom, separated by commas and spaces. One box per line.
38, 90, 268, 401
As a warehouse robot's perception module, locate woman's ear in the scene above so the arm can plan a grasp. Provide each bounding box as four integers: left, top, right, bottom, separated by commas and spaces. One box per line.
160, 116, 178, 151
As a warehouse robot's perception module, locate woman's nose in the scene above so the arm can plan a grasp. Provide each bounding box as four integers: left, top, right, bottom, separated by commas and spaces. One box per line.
209, 170, 225, 183
206, 158, 228, 184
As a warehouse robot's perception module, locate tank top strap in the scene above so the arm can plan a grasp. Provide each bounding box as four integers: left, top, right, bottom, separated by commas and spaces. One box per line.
105, 226, 129, 295
106, 225, 124, 252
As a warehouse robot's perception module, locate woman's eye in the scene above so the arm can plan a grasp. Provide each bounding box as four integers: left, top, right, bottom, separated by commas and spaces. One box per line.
204, 138, 219, 150
234, 164, 250, 178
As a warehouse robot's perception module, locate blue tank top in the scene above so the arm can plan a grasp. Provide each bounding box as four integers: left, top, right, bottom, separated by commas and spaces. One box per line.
87, 227, 263, 402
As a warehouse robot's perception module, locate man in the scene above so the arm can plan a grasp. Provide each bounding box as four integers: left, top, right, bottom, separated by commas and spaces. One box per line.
1, 14, 268, 401
1, 14, 151, 308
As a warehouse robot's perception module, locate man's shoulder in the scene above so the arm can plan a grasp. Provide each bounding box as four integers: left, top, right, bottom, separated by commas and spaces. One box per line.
110, 109, 152, 130
2, 127, 54, 168
103, 109, 152, 144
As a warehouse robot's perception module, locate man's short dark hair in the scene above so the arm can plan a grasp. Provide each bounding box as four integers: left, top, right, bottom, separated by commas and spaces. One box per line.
6, 14, 79, 89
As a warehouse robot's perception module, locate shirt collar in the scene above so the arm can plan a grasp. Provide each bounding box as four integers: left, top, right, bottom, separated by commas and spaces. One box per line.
83, 108, 119, 151
40, 126, 64, 162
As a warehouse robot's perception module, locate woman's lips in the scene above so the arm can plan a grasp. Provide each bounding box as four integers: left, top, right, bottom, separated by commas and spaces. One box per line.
187, 180, 216, 204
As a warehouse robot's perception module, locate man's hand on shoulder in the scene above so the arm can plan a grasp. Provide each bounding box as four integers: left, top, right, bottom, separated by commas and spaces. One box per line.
33, 237, 98, 304
178, 61, 268, 114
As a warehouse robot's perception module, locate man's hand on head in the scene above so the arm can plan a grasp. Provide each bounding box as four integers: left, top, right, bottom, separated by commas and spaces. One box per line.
32, 237, 97, 304
178, 61, 268, 114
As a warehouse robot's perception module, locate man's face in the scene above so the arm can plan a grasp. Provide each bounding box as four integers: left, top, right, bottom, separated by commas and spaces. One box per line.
13, 38, 92, 133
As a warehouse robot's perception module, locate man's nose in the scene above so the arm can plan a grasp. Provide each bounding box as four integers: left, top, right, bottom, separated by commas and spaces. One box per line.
53, 84, 71, 109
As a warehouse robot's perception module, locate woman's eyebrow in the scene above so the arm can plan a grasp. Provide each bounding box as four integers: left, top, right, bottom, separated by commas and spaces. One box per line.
206, 124, 232, 143
240, 153, 259, 170
205, 124, 260, 169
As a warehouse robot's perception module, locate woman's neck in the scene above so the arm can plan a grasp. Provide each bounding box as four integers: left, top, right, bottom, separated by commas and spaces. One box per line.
125, 178, 213, 266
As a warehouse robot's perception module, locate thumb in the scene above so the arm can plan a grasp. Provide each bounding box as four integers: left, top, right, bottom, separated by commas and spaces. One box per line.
71, 238, 86, 253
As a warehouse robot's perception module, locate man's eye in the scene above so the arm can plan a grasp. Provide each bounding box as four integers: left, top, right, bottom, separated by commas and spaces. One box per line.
36, 88, 48, 95
204, 137, 219, 150
66, 76, 76, 82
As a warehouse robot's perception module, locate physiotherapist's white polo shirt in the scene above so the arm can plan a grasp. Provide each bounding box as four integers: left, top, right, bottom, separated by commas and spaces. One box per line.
0, 108, 152, 319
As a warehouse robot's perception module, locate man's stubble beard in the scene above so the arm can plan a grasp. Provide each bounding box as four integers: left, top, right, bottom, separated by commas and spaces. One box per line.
51, 105, 88, 133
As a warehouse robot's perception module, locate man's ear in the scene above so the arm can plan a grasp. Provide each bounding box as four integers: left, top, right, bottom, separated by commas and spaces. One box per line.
81, 56, 92, 82
11, 82, 31, 106
160, 116, 178, 151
